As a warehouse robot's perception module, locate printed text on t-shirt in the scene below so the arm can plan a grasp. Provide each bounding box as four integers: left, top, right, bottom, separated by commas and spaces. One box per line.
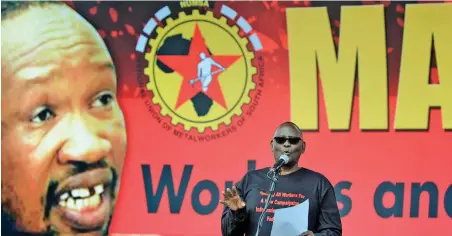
256, 190, 306, 222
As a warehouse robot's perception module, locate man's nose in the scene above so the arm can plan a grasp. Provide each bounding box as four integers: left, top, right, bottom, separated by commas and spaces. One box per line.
58, 116, 111, 165
283, 140, 291, 147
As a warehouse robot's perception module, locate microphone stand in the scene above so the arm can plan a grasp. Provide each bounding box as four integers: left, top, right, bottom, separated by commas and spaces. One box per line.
254, 168, 281, 236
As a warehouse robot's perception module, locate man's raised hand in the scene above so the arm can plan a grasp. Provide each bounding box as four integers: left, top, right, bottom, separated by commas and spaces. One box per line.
220, 186, 246, 211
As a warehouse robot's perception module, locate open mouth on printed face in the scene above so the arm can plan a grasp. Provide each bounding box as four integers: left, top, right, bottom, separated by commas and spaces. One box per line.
51, 168, 115, 232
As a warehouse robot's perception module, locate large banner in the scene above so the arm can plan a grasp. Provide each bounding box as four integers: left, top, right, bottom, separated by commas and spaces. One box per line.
1, 1, 451, 236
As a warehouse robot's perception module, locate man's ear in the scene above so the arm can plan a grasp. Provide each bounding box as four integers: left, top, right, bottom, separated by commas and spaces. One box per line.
301, 141, 306, 154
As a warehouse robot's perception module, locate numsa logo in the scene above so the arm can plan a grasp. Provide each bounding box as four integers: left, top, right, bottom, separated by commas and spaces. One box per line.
135, 2, 264, 142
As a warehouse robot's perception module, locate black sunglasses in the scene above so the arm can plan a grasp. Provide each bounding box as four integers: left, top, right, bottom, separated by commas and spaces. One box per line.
273, 137, 302, 145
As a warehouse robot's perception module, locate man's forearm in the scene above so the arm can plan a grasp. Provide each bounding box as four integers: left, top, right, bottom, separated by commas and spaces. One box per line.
314, 228, 342, 236
221, 208, 247, 236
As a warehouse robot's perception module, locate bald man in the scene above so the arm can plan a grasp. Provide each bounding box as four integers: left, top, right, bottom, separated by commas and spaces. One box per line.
2, 1, 127, 235
220, 122, 342, 236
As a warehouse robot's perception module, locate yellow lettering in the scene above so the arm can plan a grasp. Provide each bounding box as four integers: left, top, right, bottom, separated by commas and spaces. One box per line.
287, 6, 388, 130
180, 0, 209, 8
395, 3, 452, 130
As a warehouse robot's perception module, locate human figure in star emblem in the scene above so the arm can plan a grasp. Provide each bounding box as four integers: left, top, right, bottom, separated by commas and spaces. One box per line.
194, 52, 225, 92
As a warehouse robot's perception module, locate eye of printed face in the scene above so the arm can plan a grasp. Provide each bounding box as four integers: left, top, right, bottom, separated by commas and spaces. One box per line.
30, 106, 57, 125
93, 92, 114, 108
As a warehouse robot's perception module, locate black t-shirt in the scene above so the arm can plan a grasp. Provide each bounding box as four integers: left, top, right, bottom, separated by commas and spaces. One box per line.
221, 167, 342, 236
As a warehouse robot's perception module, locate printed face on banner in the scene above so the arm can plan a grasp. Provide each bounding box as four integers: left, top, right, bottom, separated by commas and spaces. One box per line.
1, 4, 127, 235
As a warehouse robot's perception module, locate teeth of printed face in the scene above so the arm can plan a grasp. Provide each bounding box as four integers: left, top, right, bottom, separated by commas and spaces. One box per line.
72, 188, 90, 198
58, 184, 104, 211
94, 184, 104, 194
60, 192, 69, 201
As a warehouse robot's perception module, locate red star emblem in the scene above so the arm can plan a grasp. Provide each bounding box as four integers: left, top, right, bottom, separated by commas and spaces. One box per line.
156, 23, 241, 110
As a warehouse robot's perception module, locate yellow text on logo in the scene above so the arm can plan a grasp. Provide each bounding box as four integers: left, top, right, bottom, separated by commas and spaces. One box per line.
180, 0, 209, 8
286, 3, 452, 131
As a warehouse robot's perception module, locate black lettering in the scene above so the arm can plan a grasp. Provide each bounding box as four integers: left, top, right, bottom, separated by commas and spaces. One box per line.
246, 89, 262, 116
444, 184, 452, 217
162, 122, 172, 130
237, 117, 245, 126
374, 182, 404, 218
334, 181, 352, 217
191, 180, 219, 215
410, 182, 438, 218
140, 88, 146, 98
173, 129, 183, 138
141, 164, 192, 213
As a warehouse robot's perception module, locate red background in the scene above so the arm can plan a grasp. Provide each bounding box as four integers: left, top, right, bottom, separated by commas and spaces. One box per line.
65, 1, 452, 235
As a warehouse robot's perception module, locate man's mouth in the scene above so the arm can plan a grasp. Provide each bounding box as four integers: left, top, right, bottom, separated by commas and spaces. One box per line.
58, 184, 104, 210
51, 168, 115, 232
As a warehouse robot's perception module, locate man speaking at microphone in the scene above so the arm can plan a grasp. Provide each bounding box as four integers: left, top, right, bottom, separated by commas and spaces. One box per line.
220, 122, 342, 236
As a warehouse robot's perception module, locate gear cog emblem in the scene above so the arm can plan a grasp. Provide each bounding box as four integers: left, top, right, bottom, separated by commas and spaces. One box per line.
143, 9, 257, 133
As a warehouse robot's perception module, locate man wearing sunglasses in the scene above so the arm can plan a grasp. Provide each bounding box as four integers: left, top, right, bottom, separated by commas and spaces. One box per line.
221, 122, 342, 236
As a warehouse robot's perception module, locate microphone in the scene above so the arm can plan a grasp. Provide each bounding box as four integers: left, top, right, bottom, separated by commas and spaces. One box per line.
257, 154, 289, 236
270, 154, 289, 172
